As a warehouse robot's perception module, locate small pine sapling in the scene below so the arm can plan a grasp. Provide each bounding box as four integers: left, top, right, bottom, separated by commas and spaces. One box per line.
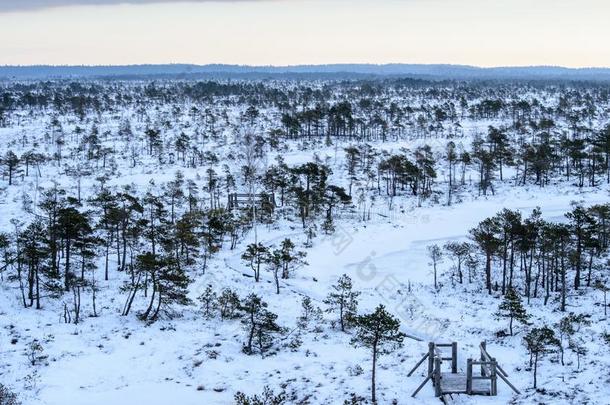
496, 287, 530, 336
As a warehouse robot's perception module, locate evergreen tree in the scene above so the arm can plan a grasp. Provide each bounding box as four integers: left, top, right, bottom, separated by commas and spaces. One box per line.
218, 288, 240, 319
1, 150, 20, 186
523, 326, 559, 389
133, 252, 192, 322
351, 305, 405, 403
566, 205, 595, 289
198, 284, 217, 318
56, 201, 93, 291
154, 255, 192, 319
558, 313, 591, 367
39, 185, 66, 281
277, 238, 307, 280
324, 274, 360, 332
174, 210, 203, 267
443, 241, 472, 284
241, 242, 269, 282
241, 294, 281, 356
266, 249, 283, 295
321, 185, 351, 233
496, 287, 529, 335
19, 220, 54, 309
470, 217, 501, 294
297, 296, 322, 330
427, 244, 443, 289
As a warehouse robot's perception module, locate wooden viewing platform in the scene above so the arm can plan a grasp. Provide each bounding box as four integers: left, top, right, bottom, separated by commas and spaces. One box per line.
227, 193, 275, 211
409, 341, 520, 399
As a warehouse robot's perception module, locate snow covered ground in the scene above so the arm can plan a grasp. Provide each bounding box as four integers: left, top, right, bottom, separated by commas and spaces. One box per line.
1, 88, 609, 404
2, 178, 608, 404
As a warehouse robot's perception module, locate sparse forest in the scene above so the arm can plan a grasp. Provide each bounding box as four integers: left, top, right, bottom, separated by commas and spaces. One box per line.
0, 77, 609, 404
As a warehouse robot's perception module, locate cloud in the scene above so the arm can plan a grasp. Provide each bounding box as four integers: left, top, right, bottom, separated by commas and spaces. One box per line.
0, 0, 264, 13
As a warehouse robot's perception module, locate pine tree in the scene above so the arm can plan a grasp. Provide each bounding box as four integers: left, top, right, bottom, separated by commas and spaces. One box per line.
19, 220, 55, 309
241, 294, 280, 356
266, 250, 283, 295
133, 252, 192, 322
558, 313, 591, 367
277, 238, 306, 280
297, 296, 322, 330
201, 208, 227, 273
241, 242, 269, 282
445, 141, 457, 205
322, 185, 351, 233
566, 205, 595, 289
470, 217, 501, 294
568, 336, 587, 371
496, 287, 529, 335
1, 150, 20, 186
154, 255, 192, 319
523, 326, 559, 389
0, 232, 10, 280
38, 185, 66, 282
351, 305, 405, 403
427, 244, 443, 289
443, 241, 472, 284
324, 274, 360, 332
56, 202, 93, 292
198, 284, 217, 318
218, 288, 240, 320
174, 210, 202, 267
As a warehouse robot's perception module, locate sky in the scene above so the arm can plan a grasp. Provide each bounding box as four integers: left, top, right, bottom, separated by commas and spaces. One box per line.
0, 0, 609, 67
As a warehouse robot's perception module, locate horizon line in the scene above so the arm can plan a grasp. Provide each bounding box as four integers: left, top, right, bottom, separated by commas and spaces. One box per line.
2, 63, 610, 70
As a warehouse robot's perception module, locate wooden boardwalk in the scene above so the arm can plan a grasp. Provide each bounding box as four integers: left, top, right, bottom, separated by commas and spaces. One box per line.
409, 341, 520, 398
439, 372, 490, 395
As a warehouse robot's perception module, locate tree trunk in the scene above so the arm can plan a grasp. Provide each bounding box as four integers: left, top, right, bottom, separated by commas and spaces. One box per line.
485, 252, 492, 295
371, 344, 378, 403
533, 353, 538, 389
64, 239, 71, 291
35, 263, 41, 310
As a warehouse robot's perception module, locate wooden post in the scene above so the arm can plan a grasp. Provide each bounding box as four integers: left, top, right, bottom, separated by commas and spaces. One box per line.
480, 341, 487, 377
451, 342, 458, 374
497, 369, 521, 394
428, 342, 435, 377
407, 353, 429, 377
466, 358, 473, 395
411, 373, 434, 398
434, 356, 442, 397
490, 358, 498, 396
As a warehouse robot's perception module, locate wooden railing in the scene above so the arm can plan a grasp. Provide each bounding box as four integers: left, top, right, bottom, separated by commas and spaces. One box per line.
466, 358, 497, 395
409, 341, 457, 397
476, 341, 520, 395
227, 193, 275, 210
410, 341, 520, 397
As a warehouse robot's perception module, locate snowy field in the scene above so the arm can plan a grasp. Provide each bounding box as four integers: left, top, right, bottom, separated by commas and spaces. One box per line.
1, 80, 609, 405
2, 183, 608, 404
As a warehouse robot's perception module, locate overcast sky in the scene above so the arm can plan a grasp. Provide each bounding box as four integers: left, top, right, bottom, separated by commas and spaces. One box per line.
0, 0, 608, 67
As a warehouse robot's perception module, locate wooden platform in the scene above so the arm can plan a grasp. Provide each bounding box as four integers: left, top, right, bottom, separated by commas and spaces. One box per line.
409, 341, 520, 399
440, 373, 491, 395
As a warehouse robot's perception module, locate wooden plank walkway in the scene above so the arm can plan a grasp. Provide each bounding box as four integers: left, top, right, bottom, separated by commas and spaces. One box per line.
410, 341, 520, 398
440, 373, 491, 395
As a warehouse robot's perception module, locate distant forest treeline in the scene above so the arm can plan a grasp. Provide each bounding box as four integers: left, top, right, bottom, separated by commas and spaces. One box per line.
2, 64, 610, 81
